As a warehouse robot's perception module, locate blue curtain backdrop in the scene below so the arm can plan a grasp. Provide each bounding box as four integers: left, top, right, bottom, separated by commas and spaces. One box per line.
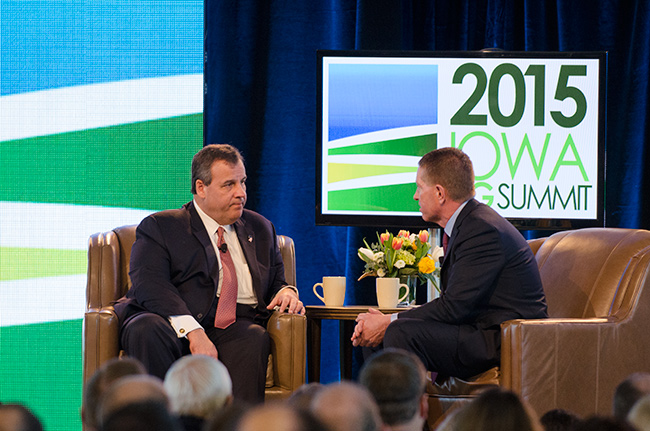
204, 0, 650, 382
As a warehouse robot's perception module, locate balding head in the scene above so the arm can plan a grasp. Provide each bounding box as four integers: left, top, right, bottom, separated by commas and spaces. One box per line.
82, 357, 147, 430
98, 375, 169, 426
237, 403, 325, 431
311, 382, 382, 431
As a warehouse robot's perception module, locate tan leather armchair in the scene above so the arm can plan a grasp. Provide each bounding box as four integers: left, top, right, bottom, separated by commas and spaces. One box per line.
83, 225, 306, 401
427, 228, 650, 426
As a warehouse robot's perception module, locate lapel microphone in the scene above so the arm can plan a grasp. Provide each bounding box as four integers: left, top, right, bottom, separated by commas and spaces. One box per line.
219, 243, 228, 253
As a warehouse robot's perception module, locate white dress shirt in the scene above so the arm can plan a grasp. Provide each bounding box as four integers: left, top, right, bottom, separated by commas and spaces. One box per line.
169, 200, 296, 337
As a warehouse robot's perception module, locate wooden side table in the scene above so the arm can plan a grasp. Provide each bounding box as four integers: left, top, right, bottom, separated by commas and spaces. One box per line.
305, 305, 405, 382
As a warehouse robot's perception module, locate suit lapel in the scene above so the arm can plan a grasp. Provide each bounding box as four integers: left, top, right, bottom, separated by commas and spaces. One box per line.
440, 199, 479, 293
446, 199, 479, 254
187, 202, 220, 286
234, 215, 263, 304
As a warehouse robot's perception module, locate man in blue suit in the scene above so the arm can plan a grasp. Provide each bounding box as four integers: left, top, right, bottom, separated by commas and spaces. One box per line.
115, 144, 304, 404
352, 147, 547, 379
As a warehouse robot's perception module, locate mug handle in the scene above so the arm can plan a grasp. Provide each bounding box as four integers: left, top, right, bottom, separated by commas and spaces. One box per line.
313, 283, 326, 304
398, 283, 410, 303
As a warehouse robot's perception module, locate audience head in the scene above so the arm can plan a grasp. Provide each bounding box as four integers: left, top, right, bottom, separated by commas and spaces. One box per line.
286, 383, 324, 412
573, 415, 635, 431
540, 408, 580, 431
97, 374, 169, 426
203, 401, 250, 431
451, 388, 542, 431
100, 400, 181, 431
163, 354, 233, 419
236, 403, 327, 431
82, 357, 147, 430
628, 394, 650, 431
358, 348, 428, 429
0, 403, 44, 431
613, 372, 650, 421
310, 381, 382, 431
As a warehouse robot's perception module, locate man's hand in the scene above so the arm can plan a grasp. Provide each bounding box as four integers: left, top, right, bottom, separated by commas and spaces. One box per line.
187, 328, 219, 359
351, 308, 391, 347
267, 287, 305, 315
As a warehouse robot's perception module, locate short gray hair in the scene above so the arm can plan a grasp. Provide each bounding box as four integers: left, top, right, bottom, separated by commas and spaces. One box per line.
191, 144, 244, 194
163, 355, 232, 418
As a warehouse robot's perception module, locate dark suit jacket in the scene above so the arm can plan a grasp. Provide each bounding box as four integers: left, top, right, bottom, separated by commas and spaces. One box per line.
114, 201, 288, 327
397, 199, 547, 369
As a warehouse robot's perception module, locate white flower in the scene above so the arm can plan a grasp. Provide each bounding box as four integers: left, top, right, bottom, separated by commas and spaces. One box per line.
373, 251, 384, 262
377, 268, 386, 277
409, 233, 417, 243
430, 245, 444, 262
358, 247, 375, 261
394, 260, 406, 269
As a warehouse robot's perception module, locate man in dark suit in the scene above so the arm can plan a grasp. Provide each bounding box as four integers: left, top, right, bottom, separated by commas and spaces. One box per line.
352, 147, 547, 379
115, 144, 304, 404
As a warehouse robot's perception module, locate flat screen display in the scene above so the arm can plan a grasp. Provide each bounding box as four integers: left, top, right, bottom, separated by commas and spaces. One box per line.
316, 50, 606, 229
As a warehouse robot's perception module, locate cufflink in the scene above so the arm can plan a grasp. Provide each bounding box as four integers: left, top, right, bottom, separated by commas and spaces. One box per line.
179, 328, 186, 334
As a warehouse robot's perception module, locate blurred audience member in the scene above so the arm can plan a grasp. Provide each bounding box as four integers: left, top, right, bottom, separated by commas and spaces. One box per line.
540, 408, 581, 431
573, 416, 635, 431
100, 400, 182, 431
286, 383, 324, 412
82, 357, 147, 430
311, 381, 382, 431
97, 374, 169, 427
0, 403, 44, 431
202, 401, 250, 431
450, 388, 543, 431
358, 348, 428, 431
164, 355, 233, 431
628, 394, 650, 431
236, 403, 326, 431
613, 372, 650, 421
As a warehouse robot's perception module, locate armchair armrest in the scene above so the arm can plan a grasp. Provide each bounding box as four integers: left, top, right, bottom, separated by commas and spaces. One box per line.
501, 317, 623, 416
266, 311, 306, 399
82, 307, 120, 383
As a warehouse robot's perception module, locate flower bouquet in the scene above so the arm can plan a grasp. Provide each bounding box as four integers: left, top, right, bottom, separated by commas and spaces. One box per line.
358, 229, 444, 296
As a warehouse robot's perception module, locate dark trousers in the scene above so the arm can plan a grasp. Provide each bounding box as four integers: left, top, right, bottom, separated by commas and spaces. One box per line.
120, 304, 270, 404
383, 318, 497, 380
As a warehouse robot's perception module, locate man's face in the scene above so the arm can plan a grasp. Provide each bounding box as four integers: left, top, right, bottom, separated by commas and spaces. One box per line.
195, 159, 247, 225
413, 167, 441, 223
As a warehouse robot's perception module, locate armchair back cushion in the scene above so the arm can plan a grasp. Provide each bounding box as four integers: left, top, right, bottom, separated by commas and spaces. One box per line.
535, 228, 650, 319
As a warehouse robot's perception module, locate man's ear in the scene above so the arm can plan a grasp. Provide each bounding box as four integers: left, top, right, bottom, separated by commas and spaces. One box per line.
195, 180, 206, 198
419, 393, 429, 419
435, 184, 447, 203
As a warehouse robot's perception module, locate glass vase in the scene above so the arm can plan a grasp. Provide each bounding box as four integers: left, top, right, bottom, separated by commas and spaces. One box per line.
399, 273, 419, 305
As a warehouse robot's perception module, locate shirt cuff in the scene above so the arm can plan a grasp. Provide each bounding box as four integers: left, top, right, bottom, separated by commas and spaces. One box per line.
390, 313, 399, 322
277, 285, 299, 298
169, 315, 202, 338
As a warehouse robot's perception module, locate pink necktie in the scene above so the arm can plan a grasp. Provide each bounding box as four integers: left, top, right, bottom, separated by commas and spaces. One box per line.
214, 227, 238, 329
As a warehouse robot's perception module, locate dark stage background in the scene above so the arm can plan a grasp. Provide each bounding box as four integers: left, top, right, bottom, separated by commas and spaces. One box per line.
204, 0, 650, 382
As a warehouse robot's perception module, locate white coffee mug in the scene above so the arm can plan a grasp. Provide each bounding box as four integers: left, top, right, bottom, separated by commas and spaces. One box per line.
376, 277, 409, 308
313, 276, 346, 306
